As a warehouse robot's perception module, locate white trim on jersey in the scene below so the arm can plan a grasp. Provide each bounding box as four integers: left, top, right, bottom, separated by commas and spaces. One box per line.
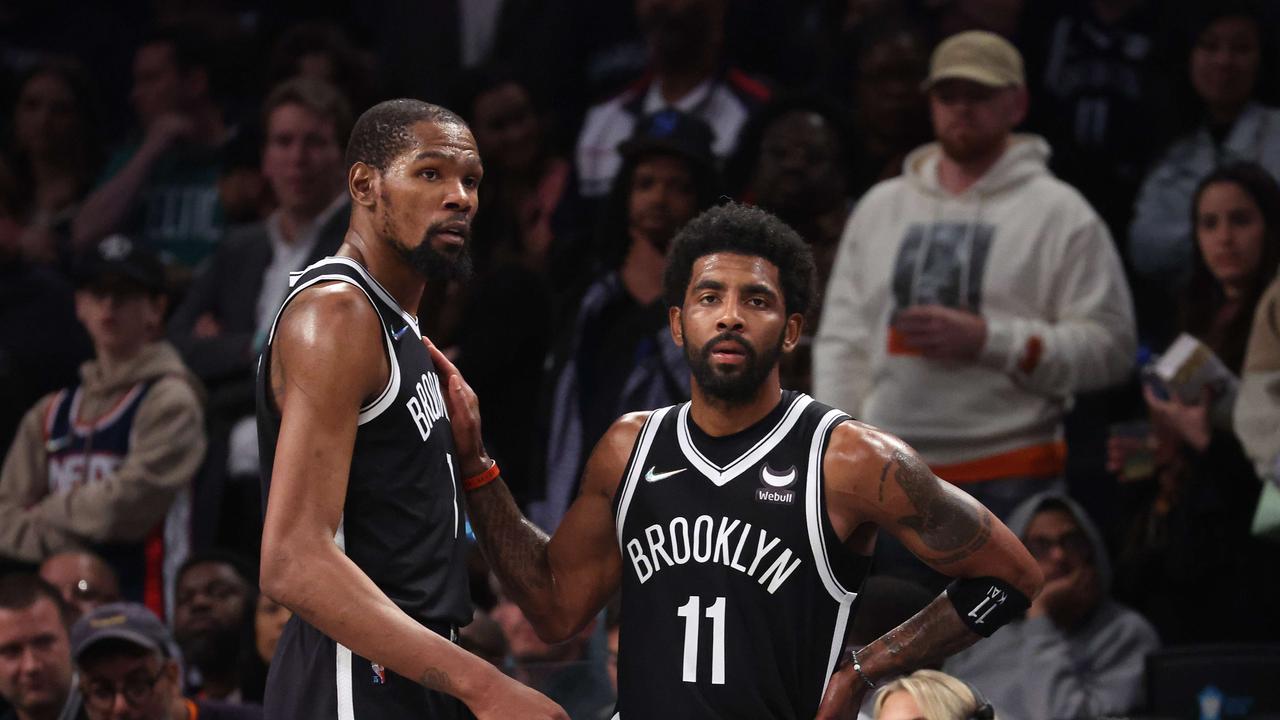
321, 256, 422, 336
265, 272, 401, 425
675, 394, 813, 486
355, 328, 401, 426
806, 409, 855, 600
334, 515, 355, 720
614, 406, 672, 547
805, 408, 857, 698
446, 454, 460, 539
336, 643, 355, 720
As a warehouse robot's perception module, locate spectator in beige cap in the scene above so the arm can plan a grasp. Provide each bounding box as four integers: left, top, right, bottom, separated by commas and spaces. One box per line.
815, 30, 1135, 585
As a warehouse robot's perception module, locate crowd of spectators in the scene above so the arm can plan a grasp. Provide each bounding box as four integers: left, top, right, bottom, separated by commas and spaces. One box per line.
2, 1, 1279, 718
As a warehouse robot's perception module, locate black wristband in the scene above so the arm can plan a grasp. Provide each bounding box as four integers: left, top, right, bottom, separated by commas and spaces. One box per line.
945, 576, 1030, 638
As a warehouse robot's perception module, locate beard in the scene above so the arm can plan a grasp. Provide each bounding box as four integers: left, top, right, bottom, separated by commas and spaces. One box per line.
380, 191, 474, 282
937, 127, 1006, 165
684, 327, 785, 405
385, 216, 474, 282
177, 626, 241, 674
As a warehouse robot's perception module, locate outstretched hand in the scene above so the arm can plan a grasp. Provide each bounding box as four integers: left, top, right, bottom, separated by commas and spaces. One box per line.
424, 338, 492, 478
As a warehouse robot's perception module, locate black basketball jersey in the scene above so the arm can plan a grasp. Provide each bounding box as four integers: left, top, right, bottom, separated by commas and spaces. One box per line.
256, 255, 470, 623
612, 391, 871, 720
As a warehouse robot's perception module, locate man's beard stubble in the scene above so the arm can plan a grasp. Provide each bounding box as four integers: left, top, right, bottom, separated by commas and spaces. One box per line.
684, 327, 785, 405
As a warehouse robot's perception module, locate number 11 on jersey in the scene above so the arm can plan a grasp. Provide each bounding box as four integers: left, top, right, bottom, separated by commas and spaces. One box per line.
677, 595, 726, 685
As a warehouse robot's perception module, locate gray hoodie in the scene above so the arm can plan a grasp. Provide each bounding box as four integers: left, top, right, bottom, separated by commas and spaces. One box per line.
943, 492, 1160, 720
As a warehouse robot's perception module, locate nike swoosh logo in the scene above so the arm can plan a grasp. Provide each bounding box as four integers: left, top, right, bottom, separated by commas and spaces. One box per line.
761, 466, 797, 488
645, 466, 687, 482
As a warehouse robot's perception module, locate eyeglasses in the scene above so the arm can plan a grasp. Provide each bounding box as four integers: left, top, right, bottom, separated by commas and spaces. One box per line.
1024, 532, 1092, 561
82, 667, 166, 709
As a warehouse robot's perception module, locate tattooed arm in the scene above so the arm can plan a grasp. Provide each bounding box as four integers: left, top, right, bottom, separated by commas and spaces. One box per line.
429, 340, 635, 643
815, 421, 1043, 719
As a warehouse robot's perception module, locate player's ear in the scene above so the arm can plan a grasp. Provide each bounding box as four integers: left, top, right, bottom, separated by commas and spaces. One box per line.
782, 312, 804, 352
669, 306, 684, 348
349, 162, 378, 209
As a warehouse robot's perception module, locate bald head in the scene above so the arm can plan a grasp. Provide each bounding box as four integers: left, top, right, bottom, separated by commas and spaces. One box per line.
39, 552, 120, 622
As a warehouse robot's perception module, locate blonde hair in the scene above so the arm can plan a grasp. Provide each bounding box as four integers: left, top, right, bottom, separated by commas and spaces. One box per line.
872, 669, 995, 720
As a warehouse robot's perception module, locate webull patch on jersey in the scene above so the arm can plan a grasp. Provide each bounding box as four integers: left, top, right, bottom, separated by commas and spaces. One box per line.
755, 464, 797, 504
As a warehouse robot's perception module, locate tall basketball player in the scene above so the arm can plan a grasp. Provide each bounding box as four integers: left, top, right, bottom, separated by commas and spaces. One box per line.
433, 202, 1044, 719
256, 99, 566, 720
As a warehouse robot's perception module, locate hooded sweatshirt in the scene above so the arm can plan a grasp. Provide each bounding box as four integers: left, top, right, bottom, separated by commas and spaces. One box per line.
1236, 276, 1280, 482
943, 492, 1160, 720
0, 341, 204, 612
814, 135, 1135, 475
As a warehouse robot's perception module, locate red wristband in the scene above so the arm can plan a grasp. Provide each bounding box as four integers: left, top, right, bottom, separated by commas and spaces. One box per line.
463, 461, 500, 491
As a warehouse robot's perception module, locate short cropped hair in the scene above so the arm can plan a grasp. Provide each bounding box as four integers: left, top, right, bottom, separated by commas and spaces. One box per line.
0, 573, 72, 626
345, 99, 467, 171
662, 201, 816, 316
176, 550, 255, 589
262, 77, 354, 151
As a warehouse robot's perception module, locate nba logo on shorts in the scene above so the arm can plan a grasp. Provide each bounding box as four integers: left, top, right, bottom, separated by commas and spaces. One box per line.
371, 662, 386, 685
755, 464, 797, 505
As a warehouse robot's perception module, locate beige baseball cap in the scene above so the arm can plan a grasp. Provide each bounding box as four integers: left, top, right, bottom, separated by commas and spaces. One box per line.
922, 31, 1025, 91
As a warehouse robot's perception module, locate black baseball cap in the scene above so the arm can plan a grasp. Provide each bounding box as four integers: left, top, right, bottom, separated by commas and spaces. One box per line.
74, 235, 165, 294
618, 109, 716, 172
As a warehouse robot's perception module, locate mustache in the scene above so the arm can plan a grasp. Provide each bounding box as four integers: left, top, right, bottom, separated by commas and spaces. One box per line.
424, 218, 472, 244
700, 332, 755, 360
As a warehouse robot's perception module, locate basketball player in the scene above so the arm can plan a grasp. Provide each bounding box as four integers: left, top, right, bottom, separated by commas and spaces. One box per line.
431, 202, 1044, 719
255, 99, 566, 720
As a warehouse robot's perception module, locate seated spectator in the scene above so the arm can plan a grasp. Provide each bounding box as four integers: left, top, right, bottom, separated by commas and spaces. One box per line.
0, 574, 79, 720
1235, 273, 1280, 489
0, 236, 204, 618
267, 20, 376, 117
873, 669, 994, 720
730, 94, 853, 392
72, 24, 232, 268
457, 67, 571, 276
172, 554, 255, 704
944, 493, 1159, 720
38, 552, 120, 623
166, 78, 350, 550
1111, 162, 1280, 643
1128, 2, 1280, 297
528, 110, 718, 531
575, 0, 769, 199
0, 181, 92, 449
5, 58, 99, 272
835, 14, 933, 200
490, 596, 612, 720
733, 94, 852, 293
815, 31, 1135, 531
71, 603, 262, 719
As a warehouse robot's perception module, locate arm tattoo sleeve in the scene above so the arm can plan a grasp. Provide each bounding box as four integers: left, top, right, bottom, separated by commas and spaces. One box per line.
890, 450, 992, 565
464, 479, 557, 610
859, 593, 980, 679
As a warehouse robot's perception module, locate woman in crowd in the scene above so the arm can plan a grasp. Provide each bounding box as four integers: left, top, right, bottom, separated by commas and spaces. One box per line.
1112, 161, 1280, 643
874, 670, 996, 720
1128, 2, 1280, 318
5, 57, 99, 270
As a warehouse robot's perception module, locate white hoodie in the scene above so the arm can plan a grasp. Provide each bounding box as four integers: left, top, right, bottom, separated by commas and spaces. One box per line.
814, 135, 1135, 467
